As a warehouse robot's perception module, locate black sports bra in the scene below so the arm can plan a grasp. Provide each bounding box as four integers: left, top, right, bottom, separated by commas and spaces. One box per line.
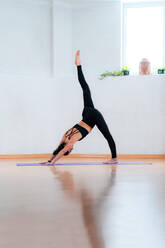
73, 124, 89, 141
65, 124, 89, 141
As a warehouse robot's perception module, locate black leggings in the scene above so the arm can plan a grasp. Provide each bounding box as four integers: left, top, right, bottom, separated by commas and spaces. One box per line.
77, 65, 117, 159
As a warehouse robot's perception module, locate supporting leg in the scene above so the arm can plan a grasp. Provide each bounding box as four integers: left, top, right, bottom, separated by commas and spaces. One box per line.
95, 111, 117, 159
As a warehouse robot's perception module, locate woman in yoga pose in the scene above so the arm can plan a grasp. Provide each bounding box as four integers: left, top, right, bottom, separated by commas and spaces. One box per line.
42, 50, 117, 165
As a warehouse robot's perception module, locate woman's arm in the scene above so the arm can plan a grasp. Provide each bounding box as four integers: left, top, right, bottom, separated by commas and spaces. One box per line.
45, 142, 72, 164
47, 154, 56, 163
51, 142, 74, 164
40, 133, 67, 164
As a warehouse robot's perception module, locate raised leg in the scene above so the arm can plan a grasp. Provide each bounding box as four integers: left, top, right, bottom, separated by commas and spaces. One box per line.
75, 50, 94, 108
77, 65, 94, 108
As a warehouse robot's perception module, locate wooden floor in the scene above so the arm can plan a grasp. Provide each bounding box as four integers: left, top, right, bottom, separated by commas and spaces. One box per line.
0, 158, 165, 248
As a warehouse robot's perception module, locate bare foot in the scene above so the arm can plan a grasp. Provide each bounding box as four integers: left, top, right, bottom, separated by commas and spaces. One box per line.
103, 158, 118, 164
75, 50, 81, 66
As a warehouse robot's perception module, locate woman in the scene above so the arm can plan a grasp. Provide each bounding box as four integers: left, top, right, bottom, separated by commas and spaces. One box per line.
42, 50, 117, 165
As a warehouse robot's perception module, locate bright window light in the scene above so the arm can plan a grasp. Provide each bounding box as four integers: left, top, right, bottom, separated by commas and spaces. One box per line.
123, 4, 164, 73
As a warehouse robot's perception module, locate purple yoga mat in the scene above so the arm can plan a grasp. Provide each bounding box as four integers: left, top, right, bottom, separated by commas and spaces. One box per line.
16, 161, 152, 166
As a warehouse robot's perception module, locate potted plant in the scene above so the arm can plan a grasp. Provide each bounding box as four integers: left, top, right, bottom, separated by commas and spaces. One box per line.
112, 70, 123, 76
157, 66, 165, 74
99, 69, 123, 79
99, 66, 130, 80
122, 66, 130, 75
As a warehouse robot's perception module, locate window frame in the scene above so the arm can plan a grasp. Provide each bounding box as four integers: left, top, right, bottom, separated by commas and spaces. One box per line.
121, 1, 165, 73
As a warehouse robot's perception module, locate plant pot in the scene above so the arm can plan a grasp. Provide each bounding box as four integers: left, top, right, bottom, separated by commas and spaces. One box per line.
123, 70, 129, 75
158, 69, 165, 74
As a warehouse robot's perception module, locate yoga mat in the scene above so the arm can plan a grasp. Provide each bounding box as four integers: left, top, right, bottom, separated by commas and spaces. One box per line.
17, 161, 152, 166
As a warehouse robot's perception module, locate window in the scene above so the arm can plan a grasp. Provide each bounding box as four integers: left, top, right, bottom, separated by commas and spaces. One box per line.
122, 1, 165, 74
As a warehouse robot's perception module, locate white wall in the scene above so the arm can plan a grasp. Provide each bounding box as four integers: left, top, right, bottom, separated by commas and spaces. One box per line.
72, 0, 121, 76
0, 0, 164, 155
52, 1, 73, 76
0, 0, 51, 76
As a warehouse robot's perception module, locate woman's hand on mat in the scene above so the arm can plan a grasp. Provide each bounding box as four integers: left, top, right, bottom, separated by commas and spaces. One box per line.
40, 161, 51, 166
103, 158, 118, 164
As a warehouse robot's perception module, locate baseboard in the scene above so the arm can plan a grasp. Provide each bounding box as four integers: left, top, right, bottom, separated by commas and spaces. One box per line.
0, 153, 165, 159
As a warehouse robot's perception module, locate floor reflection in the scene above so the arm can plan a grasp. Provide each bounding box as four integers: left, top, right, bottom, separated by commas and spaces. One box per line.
50, 164, 118, 248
